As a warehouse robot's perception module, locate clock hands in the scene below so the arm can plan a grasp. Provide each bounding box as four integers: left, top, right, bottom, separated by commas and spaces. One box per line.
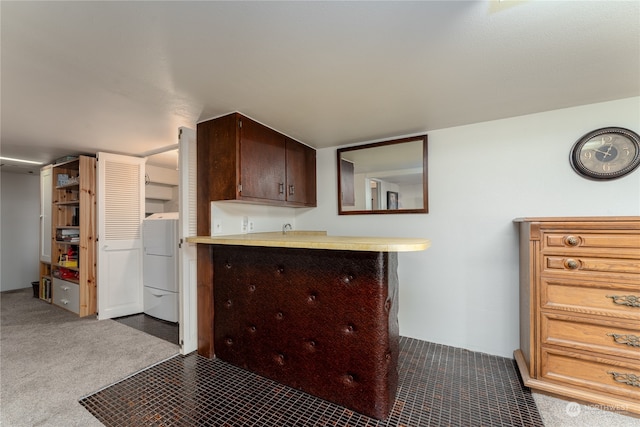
593, 147, 613, 157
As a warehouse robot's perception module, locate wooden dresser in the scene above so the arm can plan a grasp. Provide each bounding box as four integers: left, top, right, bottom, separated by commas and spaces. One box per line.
514, 217, 640, 415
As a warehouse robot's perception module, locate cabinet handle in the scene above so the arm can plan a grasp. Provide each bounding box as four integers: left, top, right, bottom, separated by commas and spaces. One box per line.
564, 235, 580, 246
607, 371, 640, 388
606, 295, 640, 308
278, 183, 284, 194
607, 333, 640, 347
289, 185, 295, 196
565, 259, 580, 270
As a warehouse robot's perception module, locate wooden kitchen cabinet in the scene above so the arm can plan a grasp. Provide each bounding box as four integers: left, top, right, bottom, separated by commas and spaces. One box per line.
197, 112, 316, 209
514, 217, 640, 415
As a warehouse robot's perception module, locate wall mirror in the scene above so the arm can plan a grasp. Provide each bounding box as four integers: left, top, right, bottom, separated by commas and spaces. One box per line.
337, 135, 428, 215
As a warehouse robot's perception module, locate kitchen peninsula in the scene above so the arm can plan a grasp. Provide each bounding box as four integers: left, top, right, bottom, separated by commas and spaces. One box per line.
189, 231, 429, 420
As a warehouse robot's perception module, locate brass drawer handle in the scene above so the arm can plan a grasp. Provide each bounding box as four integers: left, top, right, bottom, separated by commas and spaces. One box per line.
606, 295, 640, 308
607, 333, 640, 347
564, 235, 580, 246
565, 259, 580, 270
608, 371, 640, 388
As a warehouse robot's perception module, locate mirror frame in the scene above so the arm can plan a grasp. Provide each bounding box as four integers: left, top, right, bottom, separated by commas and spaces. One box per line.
337, 134, 428, 215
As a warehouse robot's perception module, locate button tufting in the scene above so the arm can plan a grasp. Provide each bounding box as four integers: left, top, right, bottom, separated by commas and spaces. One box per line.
248, 325, 257, 333
274, 353, 285, 365
224, 337, 233, 346
224, 299, 232, 308
384, 299, 392, 312
343, 373, 356, 385
276, 265, 285, 274
224, 261, 232, 269
275, 311, 284, 320
345, 324, 356, 333
307, 293, 317, 303
304, 339, 317, 351
342, 274, 354, 284
248, 284, 256, 292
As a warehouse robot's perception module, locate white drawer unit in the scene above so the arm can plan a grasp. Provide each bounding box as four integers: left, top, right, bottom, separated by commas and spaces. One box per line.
53, 278, 80, 314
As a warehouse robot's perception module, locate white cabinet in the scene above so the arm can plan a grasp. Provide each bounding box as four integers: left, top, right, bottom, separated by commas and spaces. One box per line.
40, 165, 52, 263
52, 278, 80, 314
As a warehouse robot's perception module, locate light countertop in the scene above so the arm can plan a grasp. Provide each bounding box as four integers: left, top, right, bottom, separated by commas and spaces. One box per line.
186, 231, 430, 252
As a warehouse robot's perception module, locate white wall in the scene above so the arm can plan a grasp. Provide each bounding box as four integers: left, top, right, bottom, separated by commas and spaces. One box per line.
296, 97, 640, 358
0, 171, 41, 291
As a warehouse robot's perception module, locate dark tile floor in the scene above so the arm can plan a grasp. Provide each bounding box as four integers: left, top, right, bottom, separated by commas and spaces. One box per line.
80, 337, 543, 426
113, 313, 179, 345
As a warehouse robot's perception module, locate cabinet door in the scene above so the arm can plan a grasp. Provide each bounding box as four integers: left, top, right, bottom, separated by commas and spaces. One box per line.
239, 117, 286, 201
285, 138, 316, 206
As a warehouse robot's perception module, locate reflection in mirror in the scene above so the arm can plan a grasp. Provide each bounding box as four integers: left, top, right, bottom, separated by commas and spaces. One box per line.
337, 135, 428, 215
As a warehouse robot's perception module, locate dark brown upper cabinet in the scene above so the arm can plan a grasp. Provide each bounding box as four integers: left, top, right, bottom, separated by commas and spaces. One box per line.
337, 135, 428, 215
197, 112, 316, 210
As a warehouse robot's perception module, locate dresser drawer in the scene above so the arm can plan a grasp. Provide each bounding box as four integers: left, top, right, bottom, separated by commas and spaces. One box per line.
542, 232, 640, 255
541, 313, 640, 360
543, 255, 640, 282
52, 278, 80, 314
541, 277, 640, 321
541, 348, 640, 401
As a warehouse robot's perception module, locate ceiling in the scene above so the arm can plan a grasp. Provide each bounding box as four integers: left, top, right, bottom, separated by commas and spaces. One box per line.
1, 1, 639, 174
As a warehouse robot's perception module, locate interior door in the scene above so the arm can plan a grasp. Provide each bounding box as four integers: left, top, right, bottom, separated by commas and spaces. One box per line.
178, 127, 198, 354
96, 152, 145, 319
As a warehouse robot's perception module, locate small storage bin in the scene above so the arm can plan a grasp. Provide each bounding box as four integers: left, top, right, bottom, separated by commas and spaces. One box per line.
31, 281, 39, 298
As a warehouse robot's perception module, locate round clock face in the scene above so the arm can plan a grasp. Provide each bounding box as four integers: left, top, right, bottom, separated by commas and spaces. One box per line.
570, 127, 640, 180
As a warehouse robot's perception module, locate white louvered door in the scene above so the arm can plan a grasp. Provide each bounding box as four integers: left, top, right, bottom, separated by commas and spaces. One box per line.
178, 127, 198, 354
96, 152, 145, 320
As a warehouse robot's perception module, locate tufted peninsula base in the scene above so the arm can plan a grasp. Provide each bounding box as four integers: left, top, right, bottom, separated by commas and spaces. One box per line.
211, 245, 399, 420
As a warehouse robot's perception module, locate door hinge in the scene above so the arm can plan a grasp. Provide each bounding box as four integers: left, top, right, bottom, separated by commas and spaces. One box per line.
179, 238, 183, 249
178, 128, 183, 139
239, 119, 242, 129
238, 184, 242, 193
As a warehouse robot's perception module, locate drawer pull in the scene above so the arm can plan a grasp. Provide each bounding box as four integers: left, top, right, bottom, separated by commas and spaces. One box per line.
607, 333, 640, 347
606, 295, 640, 308
564, 235, 580, 246
565, 259, 580, 270
608, 371, 640, 388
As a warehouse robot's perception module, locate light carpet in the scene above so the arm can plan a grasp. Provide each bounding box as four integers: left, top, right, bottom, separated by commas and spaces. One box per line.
0, 288, 179, 427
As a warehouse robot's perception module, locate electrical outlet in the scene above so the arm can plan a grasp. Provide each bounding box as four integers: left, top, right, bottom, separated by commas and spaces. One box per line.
241, 216, 248, 233
248, 220, 255, 232
213, 218, 223, 235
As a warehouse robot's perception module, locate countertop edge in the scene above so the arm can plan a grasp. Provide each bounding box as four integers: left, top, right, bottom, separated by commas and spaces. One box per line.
186, 234, 430, 252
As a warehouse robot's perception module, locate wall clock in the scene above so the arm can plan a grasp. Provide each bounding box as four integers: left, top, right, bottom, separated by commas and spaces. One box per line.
570, 127, 640, 180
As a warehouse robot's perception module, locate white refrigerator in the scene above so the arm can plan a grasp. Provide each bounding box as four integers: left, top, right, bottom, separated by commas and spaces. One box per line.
143, 212, 179, 323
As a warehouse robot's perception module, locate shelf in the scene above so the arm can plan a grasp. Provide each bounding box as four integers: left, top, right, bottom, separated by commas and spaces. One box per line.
49, 155, 96, 317
55, 182, 80, 190
53, 263, 79, 271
